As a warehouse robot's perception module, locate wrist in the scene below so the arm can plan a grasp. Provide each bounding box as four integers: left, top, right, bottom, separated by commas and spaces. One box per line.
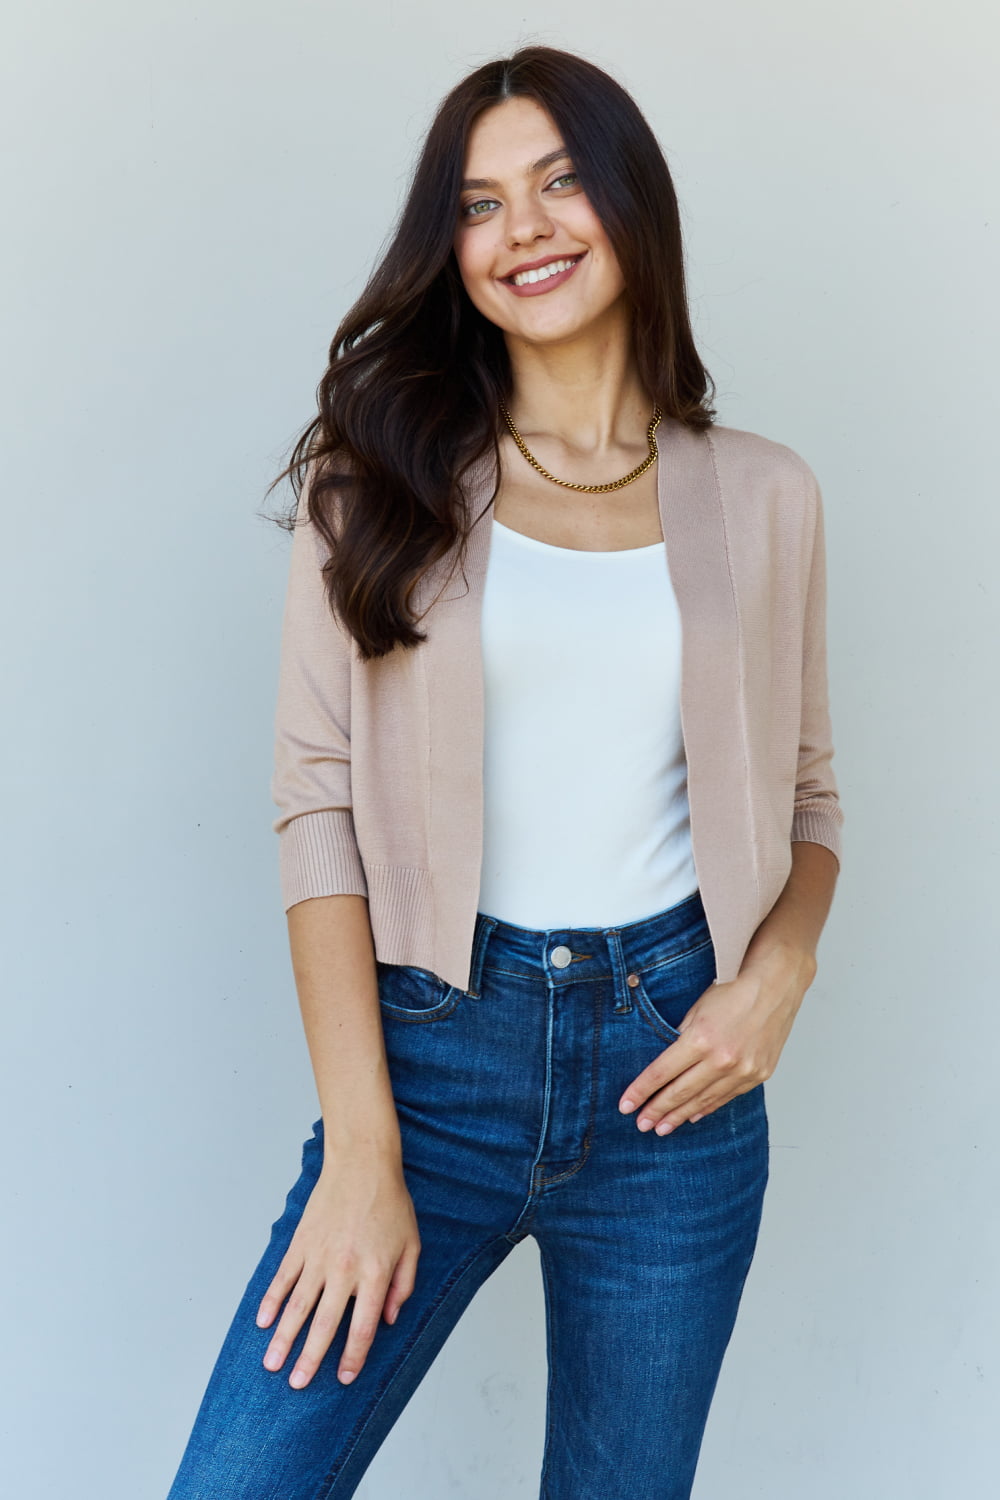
740, 935, 817, 992
322, 1114, 402, 1155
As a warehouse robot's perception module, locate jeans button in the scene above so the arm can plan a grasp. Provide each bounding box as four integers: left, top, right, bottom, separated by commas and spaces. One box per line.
550, 945, 573, 968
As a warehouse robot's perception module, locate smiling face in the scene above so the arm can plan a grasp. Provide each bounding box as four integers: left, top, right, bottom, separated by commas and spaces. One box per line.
452, 95, 628, 349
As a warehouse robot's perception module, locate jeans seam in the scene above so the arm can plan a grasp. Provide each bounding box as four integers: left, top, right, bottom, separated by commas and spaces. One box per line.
480, 963, 605, 986
636, 933, 714, 976
633, 976, 684, 1044
533, 981, 602, 1188
536, 1240, 558, 1500
378, 993, 461, 1023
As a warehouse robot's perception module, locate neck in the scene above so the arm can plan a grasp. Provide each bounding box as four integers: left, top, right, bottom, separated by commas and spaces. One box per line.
502, 301, 652, 458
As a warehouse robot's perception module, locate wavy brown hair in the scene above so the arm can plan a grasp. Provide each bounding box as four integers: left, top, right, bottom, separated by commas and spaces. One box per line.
264, 44, 717, 661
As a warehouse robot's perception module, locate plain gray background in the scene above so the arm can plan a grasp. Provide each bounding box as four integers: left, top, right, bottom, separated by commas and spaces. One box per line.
3, 3, 997, 1496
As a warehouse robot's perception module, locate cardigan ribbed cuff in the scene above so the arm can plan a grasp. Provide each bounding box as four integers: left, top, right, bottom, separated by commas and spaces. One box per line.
278, 808, 369, 910
790, 805, 843, 870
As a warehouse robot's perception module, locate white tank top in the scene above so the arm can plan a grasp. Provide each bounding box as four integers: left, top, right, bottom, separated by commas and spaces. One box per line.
478, 516, 699, 928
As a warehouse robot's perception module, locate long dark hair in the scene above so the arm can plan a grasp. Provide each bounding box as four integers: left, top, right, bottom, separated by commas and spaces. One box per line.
264, 44, 717, 661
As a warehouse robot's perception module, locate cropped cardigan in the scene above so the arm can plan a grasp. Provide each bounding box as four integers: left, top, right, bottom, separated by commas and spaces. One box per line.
270, 413, 844, 993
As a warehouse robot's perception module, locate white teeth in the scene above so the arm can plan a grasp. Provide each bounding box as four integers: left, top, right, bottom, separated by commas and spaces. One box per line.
510, 257, 578, 287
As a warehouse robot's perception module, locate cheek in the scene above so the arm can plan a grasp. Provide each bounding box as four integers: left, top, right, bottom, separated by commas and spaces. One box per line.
454, 235, 496, 300
586, 227, 625, 291
563, 207, 626, 298
583, 248, 626, 313
600, 255, 627, 299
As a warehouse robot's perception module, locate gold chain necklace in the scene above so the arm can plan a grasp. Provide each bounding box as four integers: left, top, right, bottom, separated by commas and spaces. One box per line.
498, 402, 663, 493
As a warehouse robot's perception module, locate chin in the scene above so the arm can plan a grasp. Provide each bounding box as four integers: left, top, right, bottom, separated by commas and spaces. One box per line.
513, 307, 611, 343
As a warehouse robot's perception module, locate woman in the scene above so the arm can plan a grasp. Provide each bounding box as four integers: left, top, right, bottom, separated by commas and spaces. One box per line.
167, 44, 843, 1500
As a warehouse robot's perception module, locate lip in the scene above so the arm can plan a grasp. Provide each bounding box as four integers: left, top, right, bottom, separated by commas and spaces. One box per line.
500, 252, 586, 298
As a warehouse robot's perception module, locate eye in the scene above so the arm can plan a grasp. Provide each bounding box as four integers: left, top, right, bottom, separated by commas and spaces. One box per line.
548, 172, 578, 190
461, 197, 499, 219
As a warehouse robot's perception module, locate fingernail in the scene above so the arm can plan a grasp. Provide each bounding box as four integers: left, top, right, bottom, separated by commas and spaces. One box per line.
289, 1368, 308, 1388
263, 1350, 281, 1370
339, 1369, 356, 1384
656, 1121, 673, 1135
619, 1098, 635, 1113
637, 1117, 653, 1131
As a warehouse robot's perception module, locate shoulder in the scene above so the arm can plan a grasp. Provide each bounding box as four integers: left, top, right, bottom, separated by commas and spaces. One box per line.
701, 421, 823, 533
704, 420, 819, 491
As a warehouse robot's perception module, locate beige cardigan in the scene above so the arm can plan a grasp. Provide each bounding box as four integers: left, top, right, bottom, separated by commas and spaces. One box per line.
271, 414, 843, 992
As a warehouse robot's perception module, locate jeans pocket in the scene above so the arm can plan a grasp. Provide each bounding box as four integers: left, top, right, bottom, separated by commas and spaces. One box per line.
376, 962, 463, 1023
631, 932, 716, 1043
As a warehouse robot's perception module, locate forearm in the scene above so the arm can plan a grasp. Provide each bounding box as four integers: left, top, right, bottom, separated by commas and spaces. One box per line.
286, 894, 402, 1165
739, 840, 839, 986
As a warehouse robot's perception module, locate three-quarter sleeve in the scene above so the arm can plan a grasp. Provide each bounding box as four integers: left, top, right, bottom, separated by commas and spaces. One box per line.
270, 461, 369, 909
789, 470, 845, 869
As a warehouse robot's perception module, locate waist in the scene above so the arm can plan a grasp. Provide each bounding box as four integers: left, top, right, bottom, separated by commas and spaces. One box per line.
469, 887, 712, 991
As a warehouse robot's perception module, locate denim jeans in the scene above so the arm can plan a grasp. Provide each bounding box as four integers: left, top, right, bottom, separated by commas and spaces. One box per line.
166, 887, 769, 1499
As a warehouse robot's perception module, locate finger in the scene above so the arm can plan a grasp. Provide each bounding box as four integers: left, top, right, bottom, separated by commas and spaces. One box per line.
382, 1243, 421, 1325
655, 1075, 758, 1134
658, 1087, 736, 1132
618, 1036, 698, 1113
634, 1061, 719, 1132
262, 1272, 326, 1376
286, 1281, 358, 1389
335, 1283, 393, 1384
256, 1247, 305, 1330
687, 1090, 735, 1126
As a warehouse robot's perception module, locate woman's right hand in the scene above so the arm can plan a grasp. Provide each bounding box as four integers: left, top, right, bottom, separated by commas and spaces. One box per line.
254, 1147, 421, 1389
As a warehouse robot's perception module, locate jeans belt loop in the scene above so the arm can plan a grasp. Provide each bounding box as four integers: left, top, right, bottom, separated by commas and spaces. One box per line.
605, 927, 634, 1014
466, 913, 499, 998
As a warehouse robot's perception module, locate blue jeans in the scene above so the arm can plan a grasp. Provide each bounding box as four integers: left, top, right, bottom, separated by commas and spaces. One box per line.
166, 888, 769, 1499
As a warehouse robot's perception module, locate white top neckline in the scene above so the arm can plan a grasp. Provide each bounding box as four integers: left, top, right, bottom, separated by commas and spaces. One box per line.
492, 515, 665, 557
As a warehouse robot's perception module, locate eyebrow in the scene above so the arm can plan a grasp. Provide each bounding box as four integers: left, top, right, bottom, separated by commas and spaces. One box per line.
459, 146, 573, 193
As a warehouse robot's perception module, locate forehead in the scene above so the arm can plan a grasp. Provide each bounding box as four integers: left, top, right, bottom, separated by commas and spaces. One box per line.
462, 96, 562, 174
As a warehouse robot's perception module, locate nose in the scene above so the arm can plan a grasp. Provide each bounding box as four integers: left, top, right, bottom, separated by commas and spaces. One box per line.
505, 197, 554, 250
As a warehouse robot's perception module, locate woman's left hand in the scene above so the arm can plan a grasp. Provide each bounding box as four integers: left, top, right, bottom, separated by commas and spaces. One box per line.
618, 943, 818, 1134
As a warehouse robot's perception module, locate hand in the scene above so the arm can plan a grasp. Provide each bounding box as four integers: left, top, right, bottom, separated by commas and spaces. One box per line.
618, 944, 817, 1134
255, 1149, 421, 1389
